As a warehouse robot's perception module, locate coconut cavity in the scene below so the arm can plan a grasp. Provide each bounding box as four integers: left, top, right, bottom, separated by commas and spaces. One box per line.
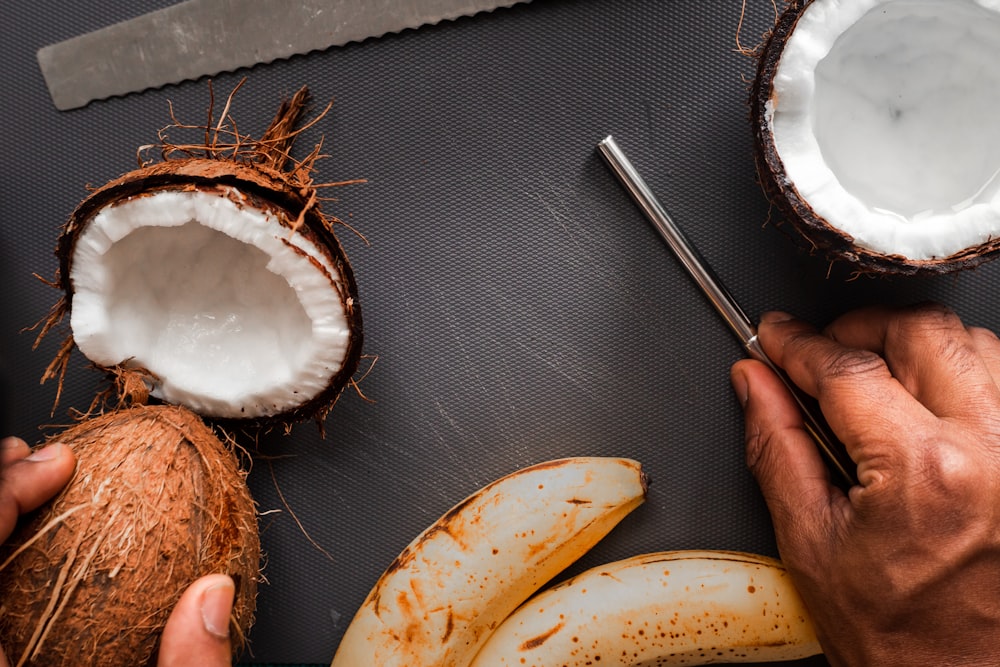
69, 185, 355, 419
764, 0, 1000, 262
0, 404, 259, 667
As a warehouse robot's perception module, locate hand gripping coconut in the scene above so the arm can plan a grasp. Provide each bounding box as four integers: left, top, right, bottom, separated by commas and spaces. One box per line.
0, 406, 259, 667
3, 85, 364, 666
752, 0, 1000, 275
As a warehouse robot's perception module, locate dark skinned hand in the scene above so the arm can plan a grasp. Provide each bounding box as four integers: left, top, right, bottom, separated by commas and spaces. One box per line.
731, 303, 1000, 666
0, 436, 235, 667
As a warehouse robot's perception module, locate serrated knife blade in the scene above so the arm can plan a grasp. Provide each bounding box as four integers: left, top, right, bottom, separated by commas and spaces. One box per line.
37, 0, 529, 111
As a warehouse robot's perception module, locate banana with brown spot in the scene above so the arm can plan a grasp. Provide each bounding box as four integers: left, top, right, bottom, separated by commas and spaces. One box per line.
330, 457, 648, 667
468, 550, 822, 666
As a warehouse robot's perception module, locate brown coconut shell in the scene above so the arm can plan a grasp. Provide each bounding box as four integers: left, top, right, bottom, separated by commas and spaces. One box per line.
38, 85, 364, 426
59, 157, 364, 425
750, 0, 1000, 276
0, 404, 259, 666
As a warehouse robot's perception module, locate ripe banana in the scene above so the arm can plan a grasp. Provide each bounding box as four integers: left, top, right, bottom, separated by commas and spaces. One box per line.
469, 550, 822, 666
330, 457, 648, 667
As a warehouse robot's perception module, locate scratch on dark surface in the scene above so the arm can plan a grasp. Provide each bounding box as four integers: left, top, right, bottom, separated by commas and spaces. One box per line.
503, 335, 598, 400
526, 173, 641, 303
422, 399, 480, 488
427, 284, 518, 453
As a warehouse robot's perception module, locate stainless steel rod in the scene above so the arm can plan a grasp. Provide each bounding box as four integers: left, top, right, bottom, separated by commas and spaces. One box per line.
597, 135, 857, 486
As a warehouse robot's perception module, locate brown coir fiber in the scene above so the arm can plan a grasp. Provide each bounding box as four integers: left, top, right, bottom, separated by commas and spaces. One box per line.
0, 404, 259, 667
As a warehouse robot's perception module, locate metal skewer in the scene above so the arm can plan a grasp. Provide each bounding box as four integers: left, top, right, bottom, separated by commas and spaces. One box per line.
597, 135, 857, 487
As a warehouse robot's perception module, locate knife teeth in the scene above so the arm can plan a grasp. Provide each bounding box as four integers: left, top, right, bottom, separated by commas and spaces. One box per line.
37, 0, 533, 110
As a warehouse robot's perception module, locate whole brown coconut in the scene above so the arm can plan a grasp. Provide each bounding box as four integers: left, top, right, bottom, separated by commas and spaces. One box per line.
751, 0, 1000, 276
0, 404, 259, 666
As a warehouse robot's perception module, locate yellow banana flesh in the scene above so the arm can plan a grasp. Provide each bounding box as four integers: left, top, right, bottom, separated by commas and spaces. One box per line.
330, 457, 648, 667
469, 550, 822, 666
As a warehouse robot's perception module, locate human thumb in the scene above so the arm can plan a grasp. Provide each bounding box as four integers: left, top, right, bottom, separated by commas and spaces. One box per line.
157, 574, 234, 667
730, 359, 844, 547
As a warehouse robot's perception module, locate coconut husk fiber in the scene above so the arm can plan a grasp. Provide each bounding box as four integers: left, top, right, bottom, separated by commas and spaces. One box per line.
0, 404, 259, 667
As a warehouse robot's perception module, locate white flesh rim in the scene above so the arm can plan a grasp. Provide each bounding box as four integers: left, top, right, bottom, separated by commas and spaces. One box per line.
69, 188, 352, 419
767, 0, 1000, 260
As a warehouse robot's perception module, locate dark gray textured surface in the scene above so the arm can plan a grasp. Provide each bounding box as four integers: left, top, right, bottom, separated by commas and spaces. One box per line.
3, 1, 998, 664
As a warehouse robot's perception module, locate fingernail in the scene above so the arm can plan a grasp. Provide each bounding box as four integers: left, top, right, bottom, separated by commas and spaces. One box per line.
26, 443, 65, 462
760, 310, 795, 324
201, 577, 235, 640
1, 437, 25, 451
730, 367, 750, 408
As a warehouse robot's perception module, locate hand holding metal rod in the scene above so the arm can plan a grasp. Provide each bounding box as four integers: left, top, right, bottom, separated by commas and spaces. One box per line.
597, 135, 857, 487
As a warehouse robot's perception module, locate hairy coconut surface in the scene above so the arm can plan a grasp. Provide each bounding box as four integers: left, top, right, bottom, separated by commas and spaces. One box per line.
752, 0, 1000, 275
0, 404, 259, 667
40, 85, 364, 423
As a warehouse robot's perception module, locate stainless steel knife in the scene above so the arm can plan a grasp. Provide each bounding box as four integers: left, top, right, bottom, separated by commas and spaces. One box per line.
597, 135, 858, 487
37, 0, 529, 111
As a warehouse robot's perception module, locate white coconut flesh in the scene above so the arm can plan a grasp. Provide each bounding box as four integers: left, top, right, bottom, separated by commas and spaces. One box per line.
767, 0, 1000, 259
68, 188, 352, 419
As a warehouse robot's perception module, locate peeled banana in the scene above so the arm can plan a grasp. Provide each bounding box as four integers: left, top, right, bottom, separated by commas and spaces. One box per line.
469, 550, 822, 666
330, 456, 648, 667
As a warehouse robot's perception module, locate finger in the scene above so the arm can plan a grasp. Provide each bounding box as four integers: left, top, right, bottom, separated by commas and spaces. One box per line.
0, 438, 29, 466
157, 574, 234, 667
823, 303, 1000, 421
0, 443, 77, 543
757, 312, 939, 469
967, 325, 1000, 389
731, 359, 850, 556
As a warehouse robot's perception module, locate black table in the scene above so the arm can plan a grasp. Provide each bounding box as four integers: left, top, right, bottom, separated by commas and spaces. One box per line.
5, 1, 996, 664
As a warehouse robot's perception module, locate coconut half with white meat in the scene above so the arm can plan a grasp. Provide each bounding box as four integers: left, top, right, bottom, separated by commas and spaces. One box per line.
752, 0, 1000, 275
42, 87, 364, 424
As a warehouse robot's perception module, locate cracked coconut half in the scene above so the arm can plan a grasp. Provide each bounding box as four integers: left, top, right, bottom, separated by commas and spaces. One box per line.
752, 0, 1000, 275
40, 85, 364, 423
